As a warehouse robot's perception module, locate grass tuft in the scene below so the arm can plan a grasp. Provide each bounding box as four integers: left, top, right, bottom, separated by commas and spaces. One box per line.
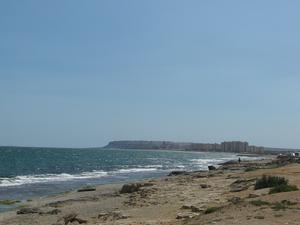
269, 184, 298, 194
245, 167, 257, 172
272, 202, 287, 211
250, 200, 270, 206
255, 175, 288, 190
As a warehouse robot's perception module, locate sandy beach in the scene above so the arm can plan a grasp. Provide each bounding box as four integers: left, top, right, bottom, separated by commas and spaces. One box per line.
1, 156, 300, 225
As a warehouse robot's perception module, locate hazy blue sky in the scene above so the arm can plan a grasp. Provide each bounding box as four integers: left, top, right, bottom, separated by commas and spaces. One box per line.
1, 1, 300, 148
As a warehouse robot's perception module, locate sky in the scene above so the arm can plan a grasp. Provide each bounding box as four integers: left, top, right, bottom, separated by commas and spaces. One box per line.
1, 1, 300, 148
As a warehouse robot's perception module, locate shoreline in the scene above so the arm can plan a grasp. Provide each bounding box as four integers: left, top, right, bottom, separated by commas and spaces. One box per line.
0, 151, 266, 201
0, 153, 268, 210
4, 155, 300, 225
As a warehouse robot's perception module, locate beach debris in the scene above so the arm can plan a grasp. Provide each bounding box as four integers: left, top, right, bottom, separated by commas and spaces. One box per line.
17, 207, 40, 214
208, 166, 216, 171
176, 212, 199, 219
58, 213, 87, 225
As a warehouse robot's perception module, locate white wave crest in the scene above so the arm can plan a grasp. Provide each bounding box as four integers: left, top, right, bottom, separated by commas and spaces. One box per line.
0, 171, 108, 187
116, 168, 158, 173
0, 167, 162, 187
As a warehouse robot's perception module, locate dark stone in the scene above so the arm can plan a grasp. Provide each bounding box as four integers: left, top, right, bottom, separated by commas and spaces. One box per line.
77, 187, 96, 192
168, 171, 189, 176
200, 184, 210, 188
208, 166, 216, 171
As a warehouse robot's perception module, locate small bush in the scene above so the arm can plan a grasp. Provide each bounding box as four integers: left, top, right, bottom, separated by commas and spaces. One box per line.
204, 207, 220, 214
281, 200, 297, 205
255, 175, 288, 190
245, 167, 256, 172
269, 184, 298, 194
271, 202, 287, 211
250, 200, 270, 206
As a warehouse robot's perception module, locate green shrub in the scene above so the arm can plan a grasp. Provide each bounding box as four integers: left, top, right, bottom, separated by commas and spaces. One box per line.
245, 167, 256, 172
271, 202, 287, 211
269, 184, 298, 194
281, 200, 297, 205
250, 200, 270, 206
255, 175, 288, 190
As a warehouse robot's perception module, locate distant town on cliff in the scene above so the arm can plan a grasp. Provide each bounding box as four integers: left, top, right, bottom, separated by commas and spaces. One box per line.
104, 140, 300, 154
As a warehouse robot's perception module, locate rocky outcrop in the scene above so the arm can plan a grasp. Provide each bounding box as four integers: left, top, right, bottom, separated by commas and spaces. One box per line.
230, 179, 253, 192
56, 213, 87, 225
39, 209, 61, 215
120, 182, 154, 194
208, 165, 216, 171
17, 207, 40, 214
98, 211, 130, 221
176, 212, 199, 219
120, 183, 142, 194
168, 171, 190, 176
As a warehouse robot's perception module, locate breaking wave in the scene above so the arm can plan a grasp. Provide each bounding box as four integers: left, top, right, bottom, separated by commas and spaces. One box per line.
0, 167, 162, 187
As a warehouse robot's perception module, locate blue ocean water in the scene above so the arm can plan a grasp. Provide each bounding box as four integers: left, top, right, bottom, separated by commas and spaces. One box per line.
0, 147, 262, 212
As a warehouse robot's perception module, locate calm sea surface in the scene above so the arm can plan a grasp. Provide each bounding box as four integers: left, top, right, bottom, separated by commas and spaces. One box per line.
0, 147, 263, 212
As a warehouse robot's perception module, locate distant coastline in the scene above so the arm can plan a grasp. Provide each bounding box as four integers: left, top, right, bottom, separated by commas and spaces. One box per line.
1, 140, 300, 155
104, 140, 300, 155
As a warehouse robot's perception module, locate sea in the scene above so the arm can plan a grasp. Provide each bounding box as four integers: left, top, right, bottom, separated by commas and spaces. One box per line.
0, 147, 264, 212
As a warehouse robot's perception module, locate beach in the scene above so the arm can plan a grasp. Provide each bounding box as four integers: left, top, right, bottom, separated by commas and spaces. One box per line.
1, 156, 300, 225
